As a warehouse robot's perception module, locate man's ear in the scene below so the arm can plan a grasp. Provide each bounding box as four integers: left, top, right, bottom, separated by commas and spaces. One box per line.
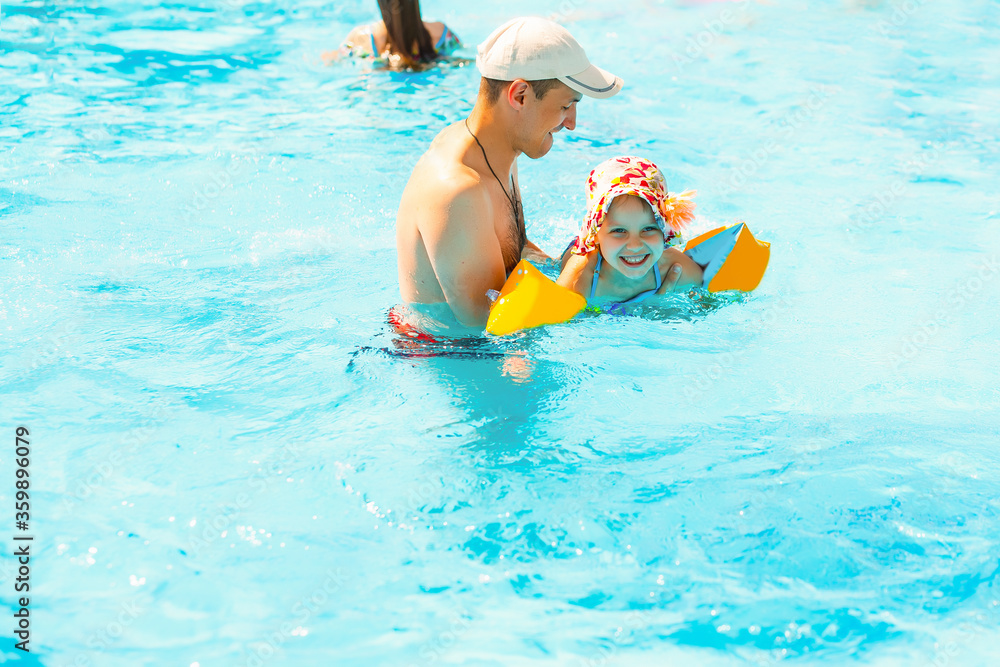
507, 79, 530, 110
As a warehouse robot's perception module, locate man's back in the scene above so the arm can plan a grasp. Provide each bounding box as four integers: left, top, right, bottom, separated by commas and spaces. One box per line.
396, 122, 523, 326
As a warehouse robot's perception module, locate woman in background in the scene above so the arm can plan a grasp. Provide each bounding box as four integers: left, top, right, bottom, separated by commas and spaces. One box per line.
324, 0, 461, 69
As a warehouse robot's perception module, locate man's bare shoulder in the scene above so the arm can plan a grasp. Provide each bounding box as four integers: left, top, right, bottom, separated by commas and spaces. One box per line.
402, 125, 489, 216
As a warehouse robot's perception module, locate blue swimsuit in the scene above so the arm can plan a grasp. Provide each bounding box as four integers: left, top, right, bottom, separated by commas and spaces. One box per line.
589, 254, 662, 306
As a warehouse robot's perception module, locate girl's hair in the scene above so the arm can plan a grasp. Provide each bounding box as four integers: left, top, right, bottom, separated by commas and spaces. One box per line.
376, 0, 438, 69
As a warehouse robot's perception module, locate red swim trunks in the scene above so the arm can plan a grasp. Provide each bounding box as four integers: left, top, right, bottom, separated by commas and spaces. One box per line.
387, 305, 440, 345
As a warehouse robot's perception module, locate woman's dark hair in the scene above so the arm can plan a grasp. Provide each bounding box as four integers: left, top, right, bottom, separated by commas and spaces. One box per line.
376, 0, 437, 69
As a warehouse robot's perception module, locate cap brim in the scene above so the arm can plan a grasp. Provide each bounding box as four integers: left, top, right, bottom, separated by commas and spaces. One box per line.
558, 65, 623, 99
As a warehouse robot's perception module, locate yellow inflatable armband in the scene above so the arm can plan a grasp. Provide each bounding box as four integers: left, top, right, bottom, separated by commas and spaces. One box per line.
485, 260, 586, 336
683, 222, 770, 292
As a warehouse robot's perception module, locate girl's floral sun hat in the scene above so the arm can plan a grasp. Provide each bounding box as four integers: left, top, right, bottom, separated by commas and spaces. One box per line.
572, 155, 697, 255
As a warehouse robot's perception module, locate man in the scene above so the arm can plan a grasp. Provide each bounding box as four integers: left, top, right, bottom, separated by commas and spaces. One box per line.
396, 17, 681, 329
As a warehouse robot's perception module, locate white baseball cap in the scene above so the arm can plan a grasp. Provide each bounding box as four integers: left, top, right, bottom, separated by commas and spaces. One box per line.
476, 17, 624, 99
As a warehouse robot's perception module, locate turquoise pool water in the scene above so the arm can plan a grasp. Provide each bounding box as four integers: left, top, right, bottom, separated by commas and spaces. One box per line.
2, 0, 999, 664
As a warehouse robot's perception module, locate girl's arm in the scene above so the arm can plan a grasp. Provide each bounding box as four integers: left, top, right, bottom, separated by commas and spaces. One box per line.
656, 247, 703, 293
557, 250, 598, 297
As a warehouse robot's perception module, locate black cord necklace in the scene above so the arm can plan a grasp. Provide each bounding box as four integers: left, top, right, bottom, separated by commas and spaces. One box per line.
464, 118, 525, 247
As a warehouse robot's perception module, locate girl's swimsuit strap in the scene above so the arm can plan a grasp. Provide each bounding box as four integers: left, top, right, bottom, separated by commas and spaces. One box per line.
590, 254, 602, 301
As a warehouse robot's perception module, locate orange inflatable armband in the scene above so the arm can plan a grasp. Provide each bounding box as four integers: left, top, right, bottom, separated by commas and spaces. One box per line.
485, 260, 586, 336
683, 222, 770, 292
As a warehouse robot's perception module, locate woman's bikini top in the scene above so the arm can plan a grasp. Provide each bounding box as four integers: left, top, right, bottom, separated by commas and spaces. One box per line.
433, 25, 461, 55
589, 254, 662, 305
368, 23, 460, 58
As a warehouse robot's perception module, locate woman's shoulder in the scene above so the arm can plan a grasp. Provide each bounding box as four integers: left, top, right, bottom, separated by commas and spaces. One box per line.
424, 21, 461, 54
424, 20, 446, 39
344, 22, 385, 56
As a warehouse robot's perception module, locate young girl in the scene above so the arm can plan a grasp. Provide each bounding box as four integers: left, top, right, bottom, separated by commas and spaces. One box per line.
323, 0, 461, 69
558, 156, 704, 306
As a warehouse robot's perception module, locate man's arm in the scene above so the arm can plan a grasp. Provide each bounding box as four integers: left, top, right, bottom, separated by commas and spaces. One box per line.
419, 183, 506, 327
521, 239, 552, 263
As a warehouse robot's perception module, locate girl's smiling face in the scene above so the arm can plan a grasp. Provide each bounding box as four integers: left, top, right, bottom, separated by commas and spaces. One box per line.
596, 195, 665, 279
